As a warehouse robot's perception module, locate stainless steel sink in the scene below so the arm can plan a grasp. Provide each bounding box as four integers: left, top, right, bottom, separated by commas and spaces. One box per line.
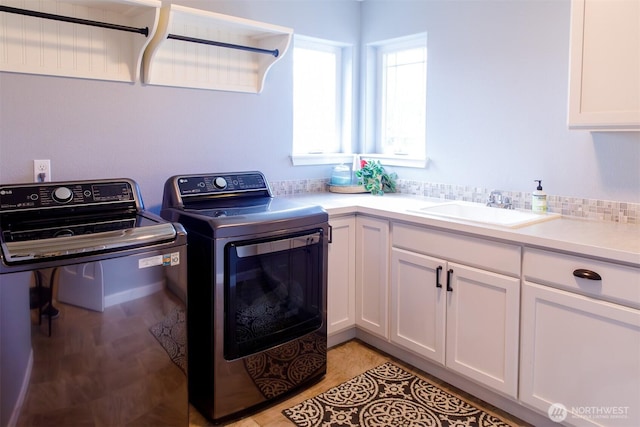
409, 202, 561, 228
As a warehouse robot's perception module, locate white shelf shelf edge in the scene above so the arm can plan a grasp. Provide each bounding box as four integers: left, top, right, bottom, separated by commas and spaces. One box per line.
142, 4, 292, 94
0, 0, 161, 83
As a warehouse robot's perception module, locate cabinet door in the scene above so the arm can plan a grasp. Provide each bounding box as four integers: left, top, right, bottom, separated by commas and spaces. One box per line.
390, 248, 446, 364
520, 282, 640, 426
327, 216, 356, 335
568, 0, 640, 129
355, 216, 389, 339
445, 263, 520, 398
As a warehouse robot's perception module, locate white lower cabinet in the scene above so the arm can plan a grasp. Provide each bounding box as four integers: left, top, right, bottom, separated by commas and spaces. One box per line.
390, 248, 446, 363
390, 222, 521, 398
520, 248, 640, 426
445, 262, 520, 398
326, 211, 639, 425
327, 216, 356, 335
355, 216, 389, 339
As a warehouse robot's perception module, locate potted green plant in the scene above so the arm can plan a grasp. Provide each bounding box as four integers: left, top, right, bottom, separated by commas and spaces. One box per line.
356, 159, 398, 195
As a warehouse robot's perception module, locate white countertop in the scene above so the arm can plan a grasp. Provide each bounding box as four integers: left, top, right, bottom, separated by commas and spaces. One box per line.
284, 193, 640, 267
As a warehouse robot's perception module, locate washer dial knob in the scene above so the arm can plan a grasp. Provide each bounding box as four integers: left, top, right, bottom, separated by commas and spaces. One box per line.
213, 177, 227, 190
52, 186, 73, 203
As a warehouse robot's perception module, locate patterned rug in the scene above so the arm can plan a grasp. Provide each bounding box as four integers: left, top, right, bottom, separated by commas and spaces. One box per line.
283, 362, 514, 427
149, 305, 187, 374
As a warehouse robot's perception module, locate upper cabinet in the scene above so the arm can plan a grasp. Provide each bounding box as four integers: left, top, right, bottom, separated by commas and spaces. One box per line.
568, 0, 640, 130
142, 4, 292, 93
0, 0, 160, 83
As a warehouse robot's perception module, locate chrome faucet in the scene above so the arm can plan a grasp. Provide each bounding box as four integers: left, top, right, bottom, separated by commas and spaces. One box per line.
487, 190, 513, 209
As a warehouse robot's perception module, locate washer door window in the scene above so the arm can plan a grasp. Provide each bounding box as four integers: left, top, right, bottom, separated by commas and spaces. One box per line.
224, 229, 324, 360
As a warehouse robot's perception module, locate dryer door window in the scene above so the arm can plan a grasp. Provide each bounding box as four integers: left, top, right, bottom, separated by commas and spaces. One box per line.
224, 229, 324, 360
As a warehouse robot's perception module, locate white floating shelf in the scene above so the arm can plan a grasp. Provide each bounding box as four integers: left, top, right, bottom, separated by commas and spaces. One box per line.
142, 4, 292, 93
0, 0, 160, 82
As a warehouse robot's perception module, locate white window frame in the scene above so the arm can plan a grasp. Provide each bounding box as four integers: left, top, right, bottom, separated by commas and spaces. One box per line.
364, 33, 428, 168
291, 35, 354, 166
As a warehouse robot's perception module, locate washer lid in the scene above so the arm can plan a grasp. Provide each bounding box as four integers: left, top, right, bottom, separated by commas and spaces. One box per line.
2, 222, 177, 264
162, 197, 328, 238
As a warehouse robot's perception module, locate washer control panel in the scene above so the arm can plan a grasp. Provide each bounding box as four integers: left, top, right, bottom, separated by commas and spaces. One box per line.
176, 172, 269, 197
0, 180, 136, 211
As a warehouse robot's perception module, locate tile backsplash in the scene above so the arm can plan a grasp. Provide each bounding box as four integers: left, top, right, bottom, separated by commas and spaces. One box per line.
270, 178, 639, 225
270, 179, 327, 196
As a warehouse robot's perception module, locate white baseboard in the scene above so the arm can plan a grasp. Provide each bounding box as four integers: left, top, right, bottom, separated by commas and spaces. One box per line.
8, 349, 33, 427
328, 328, 357, 348
104, 281, 163, 307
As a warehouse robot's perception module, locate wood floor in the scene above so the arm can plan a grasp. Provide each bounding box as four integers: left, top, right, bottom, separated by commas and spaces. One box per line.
17, 291, 188, 427
17, 294, 527, 426
189, 339, 530, 427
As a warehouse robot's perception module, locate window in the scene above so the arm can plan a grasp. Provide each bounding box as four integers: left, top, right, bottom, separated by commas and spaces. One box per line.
292, 36, 353, 165
367, 34, 427, 166
291, 34, 426, 167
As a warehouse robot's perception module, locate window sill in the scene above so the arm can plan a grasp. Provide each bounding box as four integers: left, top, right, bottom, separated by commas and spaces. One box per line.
291, 153, 427, 168
291, 153, 356, 166
360, 154, 427, 168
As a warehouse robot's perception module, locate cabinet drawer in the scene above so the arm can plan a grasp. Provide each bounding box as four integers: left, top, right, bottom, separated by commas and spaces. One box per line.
523, 247, 640, 309
392, 223, 520, 277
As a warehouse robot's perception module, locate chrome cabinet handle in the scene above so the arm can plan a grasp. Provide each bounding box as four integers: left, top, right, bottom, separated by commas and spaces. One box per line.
573, 269, 602, 281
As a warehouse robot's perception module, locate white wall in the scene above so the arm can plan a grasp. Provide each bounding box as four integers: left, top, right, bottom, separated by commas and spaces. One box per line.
361, 0, 639, 203
0, 0, 361, 211
0, 0, 638, 211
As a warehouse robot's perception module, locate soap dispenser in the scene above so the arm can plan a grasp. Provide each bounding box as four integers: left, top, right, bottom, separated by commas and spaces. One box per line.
532, 180, 547, 213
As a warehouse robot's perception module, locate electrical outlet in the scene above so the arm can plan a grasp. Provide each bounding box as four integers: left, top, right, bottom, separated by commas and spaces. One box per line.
33, 159, 51, 182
